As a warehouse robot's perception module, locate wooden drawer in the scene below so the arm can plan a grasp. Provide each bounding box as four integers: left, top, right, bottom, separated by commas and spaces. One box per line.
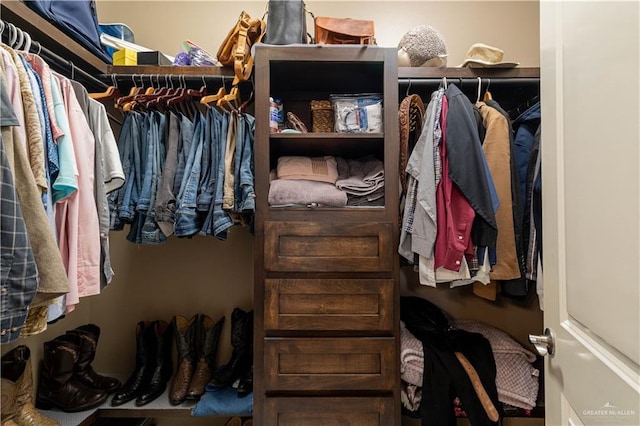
264, 278, 394, 332
264, 221, 393, 272
263, 396, 396, 426
264, 337, 397, 391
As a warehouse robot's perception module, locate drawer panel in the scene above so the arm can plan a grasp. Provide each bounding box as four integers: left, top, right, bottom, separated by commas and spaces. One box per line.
264, 221, 393, 272
263, 397, 396, 426
264, 337, 397, 391
264, 278, 394, 331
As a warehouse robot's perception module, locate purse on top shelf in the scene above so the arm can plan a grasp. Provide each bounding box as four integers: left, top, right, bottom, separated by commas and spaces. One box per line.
263, 0, 312, 45
216, 11, 266, 85
314, 16, 376, 45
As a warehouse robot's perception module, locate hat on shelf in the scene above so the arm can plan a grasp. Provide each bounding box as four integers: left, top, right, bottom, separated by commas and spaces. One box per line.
397, 25, 448, 67
459, 43, 519, 68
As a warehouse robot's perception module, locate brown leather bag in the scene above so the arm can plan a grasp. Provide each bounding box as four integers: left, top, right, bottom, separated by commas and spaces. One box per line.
217, 11, 266, 85
314, 17, 375, 45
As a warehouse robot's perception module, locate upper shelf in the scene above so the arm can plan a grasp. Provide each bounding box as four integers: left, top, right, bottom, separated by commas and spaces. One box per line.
0, 0, 109, 73
399, 67, 540, 79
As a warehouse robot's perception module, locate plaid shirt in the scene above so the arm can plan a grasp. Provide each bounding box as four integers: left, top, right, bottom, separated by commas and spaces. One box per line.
1, 135, 39, 343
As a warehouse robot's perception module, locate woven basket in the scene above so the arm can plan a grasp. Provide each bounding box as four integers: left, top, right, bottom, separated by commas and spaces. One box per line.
310, 100, 334, 133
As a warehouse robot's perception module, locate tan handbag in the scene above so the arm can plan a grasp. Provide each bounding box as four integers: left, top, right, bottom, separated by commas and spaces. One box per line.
314, 17, 375, 45
217, 11, 266, 85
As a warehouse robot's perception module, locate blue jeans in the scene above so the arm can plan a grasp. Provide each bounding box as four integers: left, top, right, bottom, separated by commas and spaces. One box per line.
173, 114, 194, 198
196, 109, 216, 212
114, 112, 142, 224
234, 113, 256, 213
201, 111, 233, 239
141, 111, 168, 244
175, 112, 205, 237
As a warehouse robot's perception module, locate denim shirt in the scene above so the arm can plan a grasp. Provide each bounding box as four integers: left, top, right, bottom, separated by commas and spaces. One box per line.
234, 113, 256, 213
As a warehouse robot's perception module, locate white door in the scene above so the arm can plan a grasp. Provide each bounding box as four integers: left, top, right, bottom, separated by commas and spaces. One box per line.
540, 1, 640, 425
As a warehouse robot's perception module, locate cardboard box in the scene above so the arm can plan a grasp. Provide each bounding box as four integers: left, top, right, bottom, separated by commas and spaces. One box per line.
113, 48, 137, 65
137, 51, 173, 66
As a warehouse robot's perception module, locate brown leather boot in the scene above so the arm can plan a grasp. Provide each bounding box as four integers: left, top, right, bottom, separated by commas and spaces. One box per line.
66, 324, 121, 393
1, 378, 19, 426
1, 346, 59, 426
169, 314, 198, 405
36, 335, 108, 412
186, 314, 224, 400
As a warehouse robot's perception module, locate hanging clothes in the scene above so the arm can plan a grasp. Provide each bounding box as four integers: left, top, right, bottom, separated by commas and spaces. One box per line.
0, 43, 125, 337
108, 101, 256, 243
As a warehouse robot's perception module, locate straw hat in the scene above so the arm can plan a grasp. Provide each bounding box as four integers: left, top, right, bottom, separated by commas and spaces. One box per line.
460, 43, 519, 68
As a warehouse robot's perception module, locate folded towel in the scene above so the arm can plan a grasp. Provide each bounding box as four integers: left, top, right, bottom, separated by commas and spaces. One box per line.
268, 178, 348, 207
336, 156, 385, 196
277, 156, 338, 184
347, 187, 385, 206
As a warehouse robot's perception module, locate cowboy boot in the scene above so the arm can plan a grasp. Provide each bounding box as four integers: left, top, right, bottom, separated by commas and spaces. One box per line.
169, 314, 198, 405
67, 324, 121, 393
186, 314, 225, 399
36, 335, 108, 412
1, 378, 19, 426
236, 365, 253, 398
136, 320, 174, 406
208, 308, 253, 388
2, 346, 59, 426
111, 321, 154, 406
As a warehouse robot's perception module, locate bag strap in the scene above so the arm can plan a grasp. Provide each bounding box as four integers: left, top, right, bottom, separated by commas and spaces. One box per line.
233, 14, 266, 85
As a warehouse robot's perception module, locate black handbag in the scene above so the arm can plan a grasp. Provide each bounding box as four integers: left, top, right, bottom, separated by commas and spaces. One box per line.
263, 0, 311, 45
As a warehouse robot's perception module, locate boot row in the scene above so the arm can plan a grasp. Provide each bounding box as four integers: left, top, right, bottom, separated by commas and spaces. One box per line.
37, 324, 121, 412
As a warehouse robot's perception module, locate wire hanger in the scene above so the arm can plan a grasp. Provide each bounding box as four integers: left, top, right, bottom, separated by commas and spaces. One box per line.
476, 77, 482, 103
405, 78, 412, 97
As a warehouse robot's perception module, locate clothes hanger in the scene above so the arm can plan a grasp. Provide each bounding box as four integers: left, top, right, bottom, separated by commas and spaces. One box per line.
476, 77, 482, 103
483, 78, 493, 101
90, 74, 121, 101
216, 86, 239, 112
200, 76, 227, 106
115, 75, 143, 110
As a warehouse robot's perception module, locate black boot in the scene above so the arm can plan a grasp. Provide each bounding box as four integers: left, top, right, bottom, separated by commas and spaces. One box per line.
36, 334, 108, 412
136, 320, 174, 406
111, 321, 154, 406
169, 315, 198, 405
208, 308, 253, 388
236, 365, 253, 398
67, 324, 121, 393
186, 314, 225, 400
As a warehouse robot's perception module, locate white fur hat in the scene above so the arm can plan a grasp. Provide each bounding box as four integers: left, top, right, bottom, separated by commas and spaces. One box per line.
397, 25, 447, 67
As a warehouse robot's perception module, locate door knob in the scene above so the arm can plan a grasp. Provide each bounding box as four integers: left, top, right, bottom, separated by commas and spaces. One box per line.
528, 328, 555, 356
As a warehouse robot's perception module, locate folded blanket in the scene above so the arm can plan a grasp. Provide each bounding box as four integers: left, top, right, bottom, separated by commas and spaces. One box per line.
400, 319, 540, 411
277, 156, 338, 184
268, 178, 347, 207
336, 156, 385, 196
453, 320, 539, 410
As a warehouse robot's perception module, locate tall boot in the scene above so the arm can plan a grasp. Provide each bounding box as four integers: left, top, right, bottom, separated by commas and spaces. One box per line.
169, 315, 198, 405
236, 365, 253, 398
36, 335, 108, 412
2, 346, 59, 426
67, 324, 121, 393
186, 314, 225, 399
1, 378, 19, 426
208, 308, 253, 388
136, 320, 174, 406
111, 321, 154, 406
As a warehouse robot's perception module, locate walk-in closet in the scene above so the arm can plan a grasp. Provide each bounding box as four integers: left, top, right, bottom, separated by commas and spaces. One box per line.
2, 1, 638, 426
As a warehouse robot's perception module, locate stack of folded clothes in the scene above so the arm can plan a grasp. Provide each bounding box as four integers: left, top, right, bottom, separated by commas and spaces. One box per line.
268, 155, 385, 207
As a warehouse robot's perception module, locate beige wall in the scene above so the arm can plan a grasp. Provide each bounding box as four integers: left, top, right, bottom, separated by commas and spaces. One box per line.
96, 1, 540, 67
